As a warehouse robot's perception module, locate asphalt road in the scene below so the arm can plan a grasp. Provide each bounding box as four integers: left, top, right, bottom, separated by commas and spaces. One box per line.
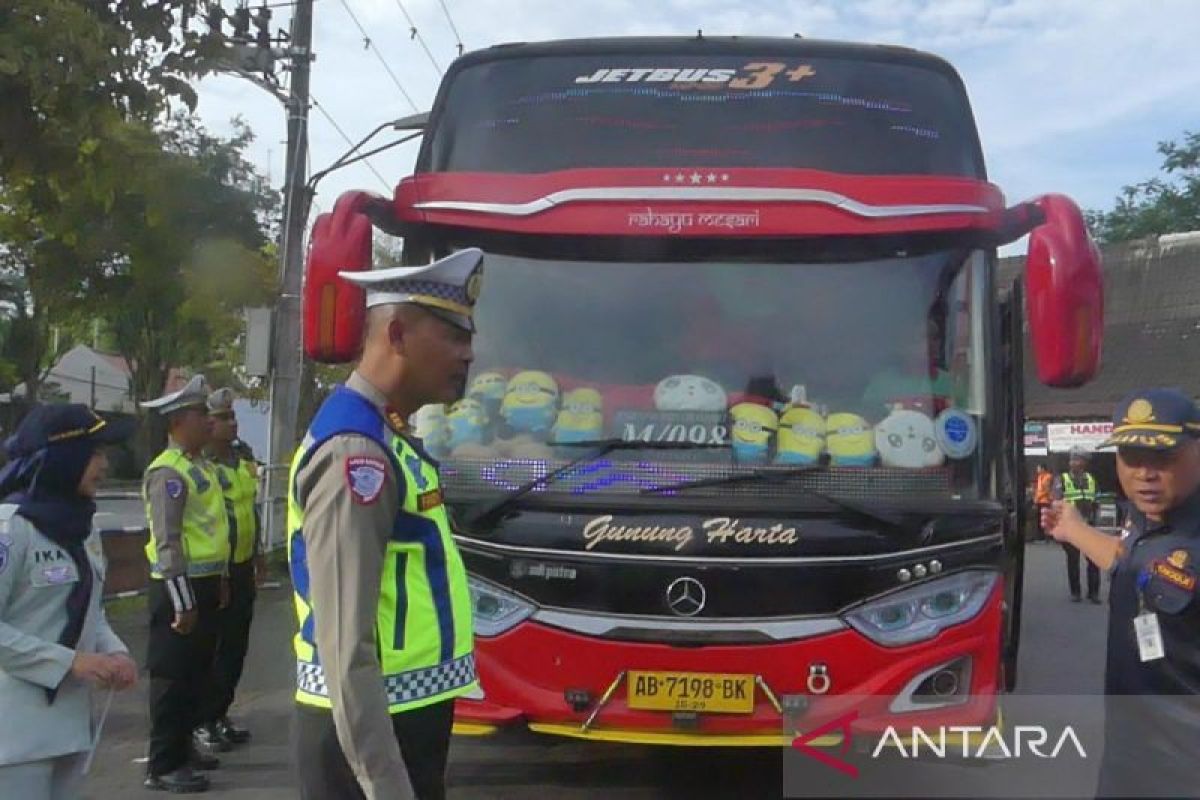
83, 541, 1110, 799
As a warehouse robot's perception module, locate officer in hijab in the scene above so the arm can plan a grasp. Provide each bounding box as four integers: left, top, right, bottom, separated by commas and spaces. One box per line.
0, 404, 138, 799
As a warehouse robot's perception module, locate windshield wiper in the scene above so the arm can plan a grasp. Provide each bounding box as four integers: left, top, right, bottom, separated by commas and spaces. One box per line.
466, 439, 725, 530
643, 468, 919, 536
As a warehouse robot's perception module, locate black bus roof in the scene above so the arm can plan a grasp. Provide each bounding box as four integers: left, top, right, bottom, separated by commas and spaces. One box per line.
448, 35, 965, 83
417, 35, 982, 177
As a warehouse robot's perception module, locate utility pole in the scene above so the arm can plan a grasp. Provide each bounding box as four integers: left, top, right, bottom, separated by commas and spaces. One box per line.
263, 0, 313, 551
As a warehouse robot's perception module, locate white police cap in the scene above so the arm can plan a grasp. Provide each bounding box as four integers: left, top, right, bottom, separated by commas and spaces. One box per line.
338, 248, 483, 332
207, 387, 236, 414
140, 375, 211, 415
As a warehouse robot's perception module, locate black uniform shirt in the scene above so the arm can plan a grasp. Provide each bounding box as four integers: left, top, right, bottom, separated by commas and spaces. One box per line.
1105, 488, 1200, 695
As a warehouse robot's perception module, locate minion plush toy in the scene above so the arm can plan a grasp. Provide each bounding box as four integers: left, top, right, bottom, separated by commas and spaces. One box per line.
729, 402, 778, 463
447, 398, 489, 452
825, 412, 876, 466
500, 370, 560, 438
468, 370, 508, 418
411, 403, 451, 458
552, 387, 604, 444
776, 405, 826, 465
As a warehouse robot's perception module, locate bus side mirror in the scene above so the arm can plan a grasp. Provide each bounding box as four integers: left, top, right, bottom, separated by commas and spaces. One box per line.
303, 191, 379, 363
1024, 193, 1104, 388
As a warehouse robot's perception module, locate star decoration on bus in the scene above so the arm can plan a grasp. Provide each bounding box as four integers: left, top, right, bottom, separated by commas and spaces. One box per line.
661, 172, 730, 184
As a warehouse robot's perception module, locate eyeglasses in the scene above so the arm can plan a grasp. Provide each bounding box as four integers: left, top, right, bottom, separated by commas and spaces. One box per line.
210, 411, 236, 421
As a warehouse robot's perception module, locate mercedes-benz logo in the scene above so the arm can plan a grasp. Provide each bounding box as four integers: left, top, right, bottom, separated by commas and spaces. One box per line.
666, 576, 706, 617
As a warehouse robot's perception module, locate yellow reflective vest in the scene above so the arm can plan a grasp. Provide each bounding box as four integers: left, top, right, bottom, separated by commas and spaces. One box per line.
143, 448, 230, 578
213, 456, 259, 564
1061, 472, 1097, 504
288, 385, 476, 714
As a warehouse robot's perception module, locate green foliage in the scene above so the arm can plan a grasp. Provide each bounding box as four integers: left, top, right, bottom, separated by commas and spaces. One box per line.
0, 0, 243, 409
1088, 131, 1200, 244
99, 116, 279, 412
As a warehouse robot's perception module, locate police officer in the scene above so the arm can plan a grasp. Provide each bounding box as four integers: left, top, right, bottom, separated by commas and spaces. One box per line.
1042, 388, 1200, 798
194, 388, 259, 751
0, 405, 138, 799
1055, 446, 1102, 602
289, 249, 483, 800
141, 375, 231, 793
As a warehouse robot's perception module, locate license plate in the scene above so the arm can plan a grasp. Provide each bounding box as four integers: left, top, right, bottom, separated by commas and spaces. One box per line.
627, 671, 756, 714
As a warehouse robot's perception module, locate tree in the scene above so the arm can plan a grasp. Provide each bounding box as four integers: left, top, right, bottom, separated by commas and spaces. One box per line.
0, 1, 224, 412
96, 118, 278, 463
1088, 131, 1200, 244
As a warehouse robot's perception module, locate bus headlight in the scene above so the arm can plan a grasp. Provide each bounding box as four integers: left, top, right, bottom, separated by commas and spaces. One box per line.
468, 576, 535, 637
843, 570, 998, 647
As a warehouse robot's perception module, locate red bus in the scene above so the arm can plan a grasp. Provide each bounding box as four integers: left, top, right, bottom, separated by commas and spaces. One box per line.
305, 36, 1103, 749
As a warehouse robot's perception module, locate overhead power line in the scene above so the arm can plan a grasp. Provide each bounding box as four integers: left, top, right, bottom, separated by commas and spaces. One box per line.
436, 0, 465, 55
392, 0, 443, 75
336, 0, 421, 111
309, 95, 392, 191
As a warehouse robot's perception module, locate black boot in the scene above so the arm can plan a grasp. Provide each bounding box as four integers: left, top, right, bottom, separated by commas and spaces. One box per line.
194, 724, 233, 754
144, 766, 210, 793
216, 716, 251, 745
188, 745, 221, 771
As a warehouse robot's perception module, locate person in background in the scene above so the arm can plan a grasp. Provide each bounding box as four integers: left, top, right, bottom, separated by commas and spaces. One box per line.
1042, 388, 1200, 797
0, 405, 139, 799
140, 376, 230, 793
193, 388, 260, 752
1033, 463, 1054, 542
1055, 447, 1102, 603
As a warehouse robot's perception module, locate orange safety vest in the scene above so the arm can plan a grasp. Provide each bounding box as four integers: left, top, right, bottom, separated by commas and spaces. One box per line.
1034, 472, 1053, 505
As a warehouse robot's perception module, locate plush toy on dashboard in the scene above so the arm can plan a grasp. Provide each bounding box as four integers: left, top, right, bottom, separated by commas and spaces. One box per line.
447, 398, 489, 454
729, 402, 778, 464
776, 404, 826, 465
874, 406, 945, 469
411, 403, 451, 459
500, 371, 559, 436
653, 374, 728, 412
825, 412, 876, 466
467, 370, 508, 418
552, 387, 604, 444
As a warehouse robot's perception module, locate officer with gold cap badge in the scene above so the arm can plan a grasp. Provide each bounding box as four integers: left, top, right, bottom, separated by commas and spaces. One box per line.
1042, 388, 1200, 798
140, 375, 231, 793
193, 388, 259, 752
289, 250, 482, 800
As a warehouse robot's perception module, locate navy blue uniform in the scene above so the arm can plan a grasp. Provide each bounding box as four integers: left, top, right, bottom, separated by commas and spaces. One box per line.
1098, 489, 1200, 797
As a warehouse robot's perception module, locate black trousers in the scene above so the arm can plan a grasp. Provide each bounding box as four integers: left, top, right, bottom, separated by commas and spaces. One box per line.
1064, 541, 1101, 598
293, 700, 454, 800
146, 575, 222, 776
199, 560, 256, 725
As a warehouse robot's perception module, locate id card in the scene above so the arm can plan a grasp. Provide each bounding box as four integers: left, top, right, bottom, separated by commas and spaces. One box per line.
1134, 612, 1165, 662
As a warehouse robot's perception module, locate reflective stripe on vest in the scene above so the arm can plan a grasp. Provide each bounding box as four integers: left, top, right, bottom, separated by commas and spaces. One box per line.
1061, 472, 1097, 503
214, 458, 258, 564
143, 449, 231, 578
288, 385, 476, 714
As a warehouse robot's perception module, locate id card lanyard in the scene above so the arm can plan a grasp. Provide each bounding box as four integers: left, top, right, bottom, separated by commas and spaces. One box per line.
1135, 570, 1166, 662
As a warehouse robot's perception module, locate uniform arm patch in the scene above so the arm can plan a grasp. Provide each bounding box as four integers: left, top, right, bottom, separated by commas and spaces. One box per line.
345, 456, 387, 505
165, 477, 185, 499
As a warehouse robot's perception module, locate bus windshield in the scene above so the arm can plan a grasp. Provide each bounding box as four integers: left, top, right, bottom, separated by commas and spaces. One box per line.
427, 54, 981, 177
415, 250, 992, 505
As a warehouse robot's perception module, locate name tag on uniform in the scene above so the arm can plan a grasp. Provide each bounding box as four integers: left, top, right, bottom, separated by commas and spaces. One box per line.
417, 489, 444, 511
1134, 612, 1165, 662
